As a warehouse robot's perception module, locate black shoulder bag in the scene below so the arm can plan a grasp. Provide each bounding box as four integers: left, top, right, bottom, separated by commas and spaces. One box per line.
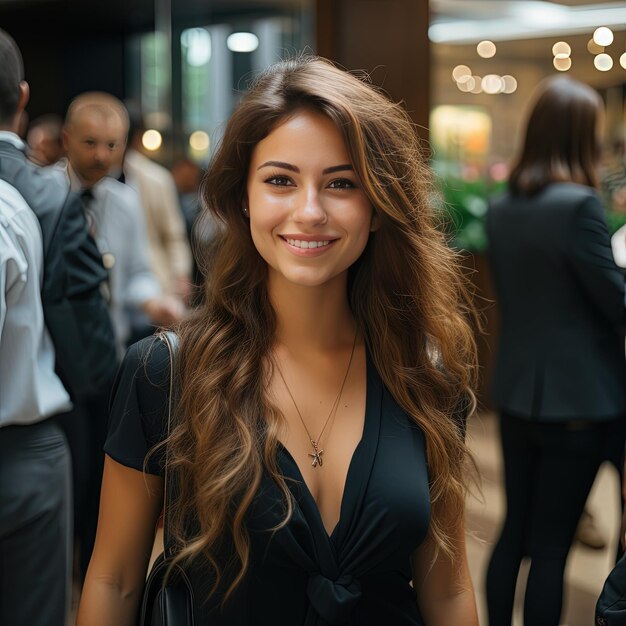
138, 331, 194, 626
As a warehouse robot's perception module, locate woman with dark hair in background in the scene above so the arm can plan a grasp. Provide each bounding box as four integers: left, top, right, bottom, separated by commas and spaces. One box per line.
77, 56, 480, 625
485, 76, 626, 626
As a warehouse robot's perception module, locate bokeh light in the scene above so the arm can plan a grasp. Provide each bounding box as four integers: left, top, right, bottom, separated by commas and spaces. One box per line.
593, 27, 614, 47
594, 53, 613, 71
552, 41, 571, 58
477, 41, 496, 59
189, 130, 210, 152
142, 129, 162, 151
553, 56, 572, 71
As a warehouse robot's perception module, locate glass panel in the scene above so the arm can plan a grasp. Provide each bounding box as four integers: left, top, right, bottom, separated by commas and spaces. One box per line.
125, 3, 314, 164
141, 31, 171, 130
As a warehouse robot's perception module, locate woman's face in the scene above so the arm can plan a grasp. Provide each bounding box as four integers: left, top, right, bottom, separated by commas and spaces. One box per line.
246, 108, 378, 290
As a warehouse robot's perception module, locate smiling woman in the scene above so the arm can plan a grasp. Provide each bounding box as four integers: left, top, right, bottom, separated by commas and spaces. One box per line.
77, 55, 480, 626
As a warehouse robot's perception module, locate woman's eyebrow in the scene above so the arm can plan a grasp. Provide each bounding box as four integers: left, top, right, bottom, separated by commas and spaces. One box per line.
323, 164, 353, 174
256, 161, 353, 175
257, 160, 299, 172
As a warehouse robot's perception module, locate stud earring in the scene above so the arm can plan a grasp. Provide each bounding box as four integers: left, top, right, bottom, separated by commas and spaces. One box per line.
242, 205, 249, 217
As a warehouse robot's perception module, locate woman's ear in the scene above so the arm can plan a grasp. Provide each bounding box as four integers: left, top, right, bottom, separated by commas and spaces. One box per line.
370, 211, 381, 232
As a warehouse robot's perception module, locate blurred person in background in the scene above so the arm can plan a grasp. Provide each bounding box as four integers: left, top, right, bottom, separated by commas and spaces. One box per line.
121, 101, 192, 330
171, 155, 204, 241
485, 76, 626, 626
27, 113, 64, 166
0, 28, 73, 625
171, 156, 217, 303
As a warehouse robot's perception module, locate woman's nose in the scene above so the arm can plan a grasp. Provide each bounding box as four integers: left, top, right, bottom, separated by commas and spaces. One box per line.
293, 187, 327, 225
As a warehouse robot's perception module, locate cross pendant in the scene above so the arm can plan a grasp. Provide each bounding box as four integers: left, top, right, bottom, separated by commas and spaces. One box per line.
308, 441, 324, 468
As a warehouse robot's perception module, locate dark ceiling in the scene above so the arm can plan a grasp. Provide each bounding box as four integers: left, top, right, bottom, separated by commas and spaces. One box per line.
0, 0, 306, 120
0, 0, 303, 35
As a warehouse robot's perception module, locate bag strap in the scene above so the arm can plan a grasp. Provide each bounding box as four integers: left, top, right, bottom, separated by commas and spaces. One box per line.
158, 330, 180, 558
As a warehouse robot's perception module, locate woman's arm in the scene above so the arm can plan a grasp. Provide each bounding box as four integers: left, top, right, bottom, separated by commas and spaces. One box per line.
77, 455, 164, 626
412, 504, 478, 626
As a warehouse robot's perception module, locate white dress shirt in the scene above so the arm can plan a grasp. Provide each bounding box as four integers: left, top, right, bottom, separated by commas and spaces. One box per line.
0, 179, 71, 426
0, 129, 27, 152
51, 161, 162, 351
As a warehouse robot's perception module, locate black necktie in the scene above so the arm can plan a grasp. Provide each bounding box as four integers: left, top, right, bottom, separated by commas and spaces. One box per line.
81, 188, 113, 303
80, 187, 94, 204
80, 188, 96, 235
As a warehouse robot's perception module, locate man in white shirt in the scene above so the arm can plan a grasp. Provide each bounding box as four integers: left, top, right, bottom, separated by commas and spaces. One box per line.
0, 179, 73, 626
0, 30, 72, 625
0, 30, 72, 626
58, 92, 184, 352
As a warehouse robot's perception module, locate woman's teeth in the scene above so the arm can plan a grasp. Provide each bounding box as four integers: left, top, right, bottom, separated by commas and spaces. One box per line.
285, 238, 331, 249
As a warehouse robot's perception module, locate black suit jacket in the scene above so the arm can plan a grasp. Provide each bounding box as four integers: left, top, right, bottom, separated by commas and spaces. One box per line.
487, 182, 626, 421
0, 139, 118, 397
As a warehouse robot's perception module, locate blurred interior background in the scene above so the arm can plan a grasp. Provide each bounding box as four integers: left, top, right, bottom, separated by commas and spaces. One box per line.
3, 2, 625, 623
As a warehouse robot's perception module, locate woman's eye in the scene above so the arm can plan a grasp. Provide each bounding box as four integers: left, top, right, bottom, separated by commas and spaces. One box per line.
328, 178, 356, 190
265, 175, 293, 186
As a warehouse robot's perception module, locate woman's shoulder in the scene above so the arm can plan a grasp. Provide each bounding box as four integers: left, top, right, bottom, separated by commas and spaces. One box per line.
123, 334, 172, 391
105, 334, 172, 475
114, 334, 173, 422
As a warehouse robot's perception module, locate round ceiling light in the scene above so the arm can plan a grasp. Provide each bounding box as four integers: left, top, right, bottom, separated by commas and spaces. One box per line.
593, 27, 614, 47
552, 41, 571, 58
594, 53, 613, 71
477, 40, 496, 59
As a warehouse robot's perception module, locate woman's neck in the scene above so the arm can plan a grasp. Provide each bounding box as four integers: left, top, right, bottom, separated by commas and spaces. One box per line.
268, 274, 356, 353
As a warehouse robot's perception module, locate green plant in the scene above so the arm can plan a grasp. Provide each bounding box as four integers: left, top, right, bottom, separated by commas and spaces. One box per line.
434, 174, 506, 252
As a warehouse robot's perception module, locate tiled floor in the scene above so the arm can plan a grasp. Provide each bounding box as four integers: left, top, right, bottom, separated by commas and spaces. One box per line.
69, 411, 621, 625
466, 412, 622, 626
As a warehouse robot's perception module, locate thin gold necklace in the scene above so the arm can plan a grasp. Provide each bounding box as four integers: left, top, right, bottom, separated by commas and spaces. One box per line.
275, 332, 358, 468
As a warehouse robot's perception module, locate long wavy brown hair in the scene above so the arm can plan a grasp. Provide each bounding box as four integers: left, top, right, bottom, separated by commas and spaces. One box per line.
164, 55, 478, 600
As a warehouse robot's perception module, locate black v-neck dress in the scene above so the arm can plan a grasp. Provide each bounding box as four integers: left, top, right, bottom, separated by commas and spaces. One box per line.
105, 336, 431, 625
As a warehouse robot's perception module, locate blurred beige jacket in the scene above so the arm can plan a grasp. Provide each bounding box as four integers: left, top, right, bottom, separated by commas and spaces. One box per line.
124, 149, 192, 296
